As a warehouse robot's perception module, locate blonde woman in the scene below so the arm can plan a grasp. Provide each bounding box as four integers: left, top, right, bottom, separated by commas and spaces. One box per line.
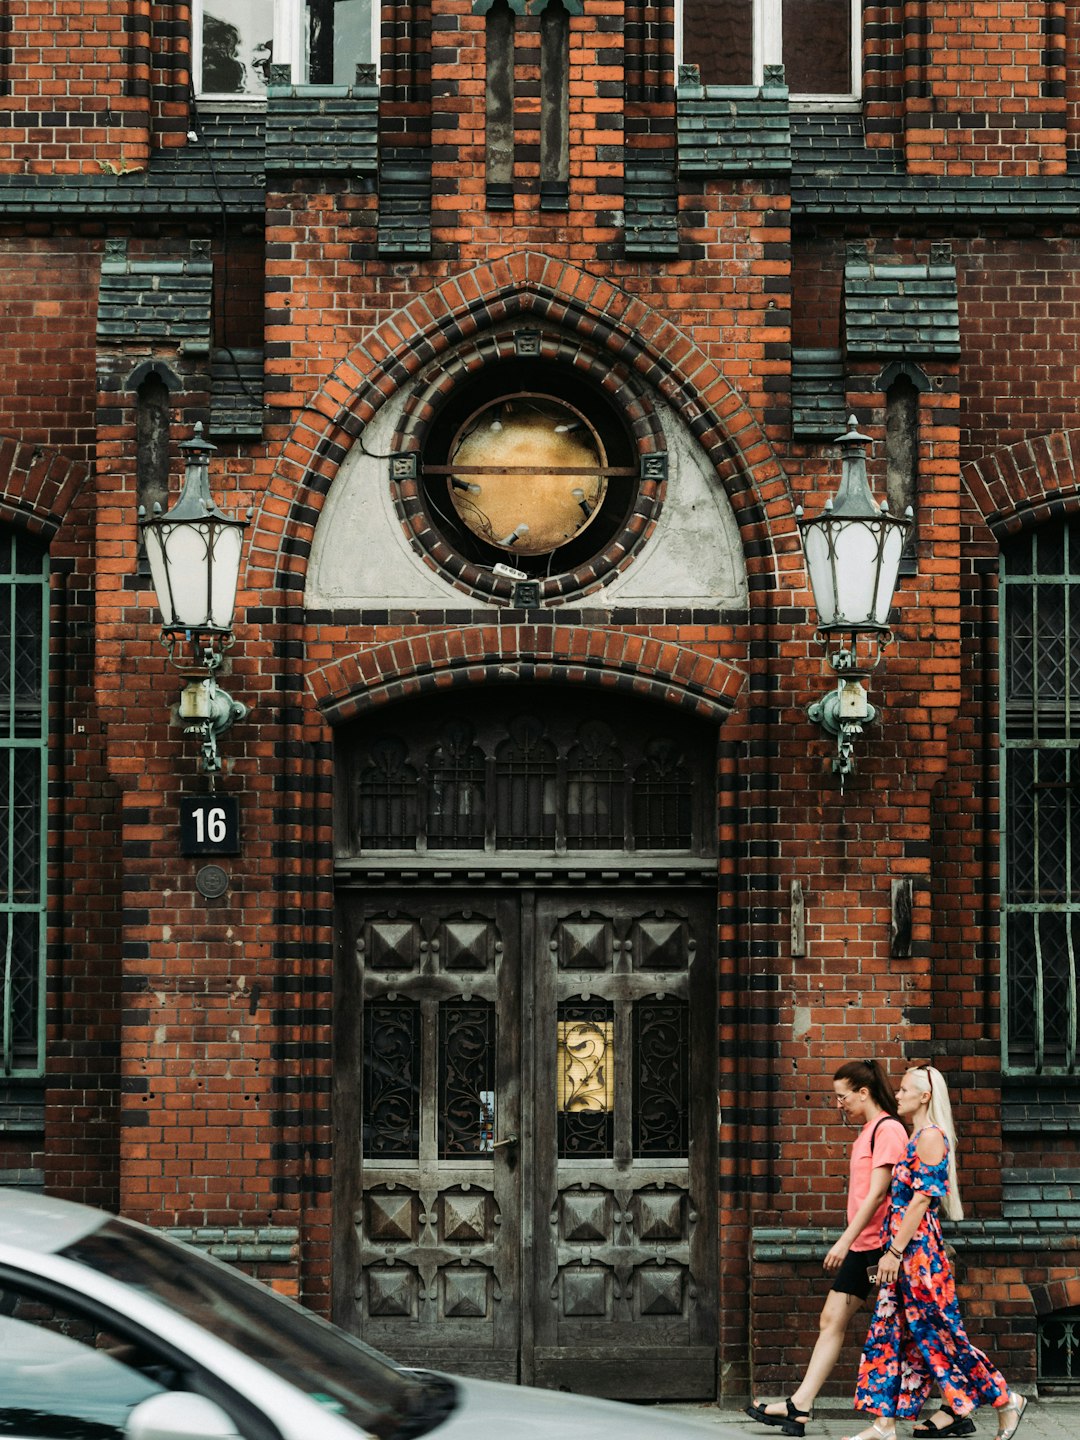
844, 1066, 1027, 1440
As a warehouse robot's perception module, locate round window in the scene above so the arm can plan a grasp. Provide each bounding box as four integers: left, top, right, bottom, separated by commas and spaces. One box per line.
409, 357, 649, 593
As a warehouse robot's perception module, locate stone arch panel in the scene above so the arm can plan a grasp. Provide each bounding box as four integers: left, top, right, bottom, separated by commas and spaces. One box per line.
246, 253, 795, 602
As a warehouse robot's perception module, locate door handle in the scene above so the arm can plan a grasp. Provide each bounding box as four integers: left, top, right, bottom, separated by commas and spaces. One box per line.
492, 1133, 518, 1151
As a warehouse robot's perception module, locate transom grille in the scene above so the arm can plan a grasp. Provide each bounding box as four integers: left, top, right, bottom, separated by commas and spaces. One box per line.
339, 691, 715, 859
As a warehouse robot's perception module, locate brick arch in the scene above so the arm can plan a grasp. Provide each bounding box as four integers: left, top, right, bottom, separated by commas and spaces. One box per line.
308, 626, 746, 726
963, 429, 1080, 539
1031, 1278, 1080, 1317
0, 435, 87, 540
245, 251, 794, 600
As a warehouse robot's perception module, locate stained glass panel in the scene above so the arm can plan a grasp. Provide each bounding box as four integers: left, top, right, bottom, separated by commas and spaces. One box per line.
557, 1001, 614, 1158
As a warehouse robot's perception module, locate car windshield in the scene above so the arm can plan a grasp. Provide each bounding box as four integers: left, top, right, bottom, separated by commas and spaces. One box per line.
61, 1220, 453, 1440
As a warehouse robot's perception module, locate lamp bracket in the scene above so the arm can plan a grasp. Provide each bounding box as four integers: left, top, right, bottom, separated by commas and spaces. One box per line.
816, 627, 893, 679
807, 681, 878, 792
163, 629, 235, 678
180, 675, 247, 775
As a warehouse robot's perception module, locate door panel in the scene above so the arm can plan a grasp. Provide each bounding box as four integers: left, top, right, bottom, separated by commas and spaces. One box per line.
341, 893, 521, 1381
337, 884, 716, 1396
530, 892, 717, 1397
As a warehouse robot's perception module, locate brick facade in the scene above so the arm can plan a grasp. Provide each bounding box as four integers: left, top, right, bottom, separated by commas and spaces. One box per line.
0, 0, 1076, 1406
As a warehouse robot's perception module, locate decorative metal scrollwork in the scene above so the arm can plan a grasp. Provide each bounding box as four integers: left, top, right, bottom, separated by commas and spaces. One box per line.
362, 1000, 422, 1158
494, 716, 557, 849
354, 738, 419, 850
632, 998, 689, 1156
439, 1000, 496, 1157
632, 738, 692, 848
557, 1000, 614, 1157
566, 720, 625, 849
344, 701, 711, 857
428, 720, 487, 849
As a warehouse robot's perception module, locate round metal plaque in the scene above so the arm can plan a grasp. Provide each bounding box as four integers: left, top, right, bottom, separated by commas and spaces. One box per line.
447, 394, 607, 555
195, 863, 229, 899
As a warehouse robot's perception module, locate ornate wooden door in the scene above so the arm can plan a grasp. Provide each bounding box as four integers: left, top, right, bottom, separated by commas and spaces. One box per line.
336, 892, 522, 1382
333, 691, 718, 1396
336, 883, 716, 1395
529, 890, 717, 1397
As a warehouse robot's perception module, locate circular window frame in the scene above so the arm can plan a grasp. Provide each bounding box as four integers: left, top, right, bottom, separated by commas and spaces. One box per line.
390, 331, 669, 605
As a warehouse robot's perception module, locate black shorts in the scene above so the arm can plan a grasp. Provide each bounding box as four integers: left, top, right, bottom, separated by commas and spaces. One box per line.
831, 1247, 883, 1301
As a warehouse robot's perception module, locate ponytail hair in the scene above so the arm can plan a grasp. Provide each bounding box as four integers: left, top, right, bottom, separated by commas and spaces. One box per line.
833, 1059, 899, 1118
909, 1065, 964, 1221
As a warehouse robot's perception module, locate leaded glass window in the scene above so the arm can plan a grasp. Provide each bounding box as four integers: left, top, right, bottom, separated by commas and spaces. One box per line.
0, 531, 47, 1077
1000, 519, 1080, 1073
557, 1000, 615, 1158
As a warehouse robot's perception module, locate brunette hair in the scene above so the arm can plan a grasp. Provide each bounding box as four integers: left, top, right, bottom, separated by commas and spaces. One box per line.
907, 1065, 963, 1221
833, 1059, 899, 1117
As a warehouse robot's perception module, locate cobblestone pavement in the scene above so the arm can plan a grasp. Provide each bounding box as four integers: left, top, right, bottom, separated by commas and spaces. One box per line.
657, 1399, 1079, 1438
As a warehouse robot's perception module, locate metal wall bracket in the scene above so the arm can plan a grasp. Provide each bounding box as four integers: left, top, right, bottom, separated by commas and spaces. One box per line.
180, 676, 247, 774
807, 684, 878, 790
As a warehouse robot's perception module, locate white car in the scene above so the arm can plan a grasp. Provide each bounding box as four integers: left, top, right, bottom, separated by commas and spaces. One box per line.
0, 1189, 742, 1440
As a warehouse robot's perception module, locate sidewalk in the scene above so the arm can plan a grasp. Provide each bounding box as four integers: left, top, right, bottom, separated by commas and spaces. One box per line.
659, 1399, 1080, 1438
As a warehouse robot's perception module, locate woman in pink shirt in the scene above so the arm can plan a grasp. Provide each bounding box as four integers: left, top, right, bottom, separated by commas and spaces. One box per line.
746, 1059, 908, 1439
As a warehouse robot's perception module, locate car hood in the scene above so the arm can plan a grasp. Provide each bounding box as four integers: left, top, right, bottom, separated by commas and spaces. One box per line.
430, 1375, 745, 1439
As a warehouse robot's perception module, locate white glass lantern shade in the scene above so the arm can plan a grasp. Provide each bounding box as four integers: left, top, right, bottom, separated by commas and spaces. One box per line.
798, 419, 911, 634
140, 427, 247, 636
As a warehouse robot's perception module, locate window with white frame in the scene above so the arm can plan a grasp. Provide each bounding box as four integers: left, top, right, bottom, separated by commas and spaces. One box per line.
1000, 518, 1080, 1075
677, 0, 861, 100
195, 0, 377, 97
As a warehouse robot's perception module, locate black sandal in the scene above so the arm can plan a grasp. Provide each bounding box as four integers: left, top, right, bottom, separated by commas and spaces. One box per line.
912, 1407, 976, 1439
745, 1397, 813, 1437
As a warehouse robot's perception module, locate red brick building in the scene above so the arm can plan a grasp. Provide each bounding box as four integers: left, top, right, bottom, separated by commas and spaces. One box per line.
1, 0, 1079, 1405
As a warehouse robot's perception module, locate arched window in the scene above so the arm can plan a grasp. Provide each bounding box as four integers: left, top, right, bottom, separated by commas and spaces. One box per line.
0, 530, 48, 1076
1000, 518, 1080, 1073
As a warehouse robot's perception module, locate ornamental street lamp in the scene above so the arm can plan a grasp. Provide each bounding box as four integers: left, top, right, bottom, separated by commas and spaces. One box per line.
139, 424, 250, 774
796, 416, 912, 786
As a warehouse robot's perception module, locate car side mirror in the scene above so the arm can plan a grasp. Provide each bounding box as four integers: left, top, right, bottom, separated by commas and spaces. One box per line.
126, 1391, 243, 1440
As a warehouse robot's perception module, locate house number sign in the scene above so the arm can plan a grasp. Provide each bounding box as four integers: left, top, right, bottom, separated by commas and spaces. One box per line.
180, 796, 240, 856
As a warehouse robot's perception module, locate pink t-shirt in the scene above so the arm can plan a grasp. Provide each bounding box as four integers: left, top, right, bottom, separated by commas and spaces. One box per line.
848, 1113, 907, 1251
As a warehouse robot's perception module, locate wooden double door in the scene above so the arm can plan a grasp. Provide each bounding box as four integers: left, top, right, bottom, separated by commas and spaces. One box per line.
334, 882, 718, 1398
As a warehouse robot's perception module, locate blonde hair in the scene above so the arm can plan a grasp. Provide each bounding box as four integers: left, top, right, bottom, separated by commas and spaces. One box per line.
908, 1065, 963, 1221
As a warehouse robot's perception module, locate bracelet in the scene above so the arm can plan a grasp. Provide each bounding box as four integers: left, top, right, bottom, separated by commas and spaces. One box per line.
887, 1245, 904, 1259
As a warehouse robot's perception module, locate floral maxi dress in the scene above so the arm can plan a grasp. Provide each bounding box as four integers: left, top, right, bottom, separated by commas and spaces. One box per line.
855, 1125, 1010, 1420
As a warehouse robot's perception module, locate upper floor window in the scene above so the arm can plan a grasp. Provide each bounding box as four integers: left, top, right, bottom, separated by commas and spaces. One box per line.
677, 0, 861, 101
195, 0, 377, 98
1000, 518, 1080, 1074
